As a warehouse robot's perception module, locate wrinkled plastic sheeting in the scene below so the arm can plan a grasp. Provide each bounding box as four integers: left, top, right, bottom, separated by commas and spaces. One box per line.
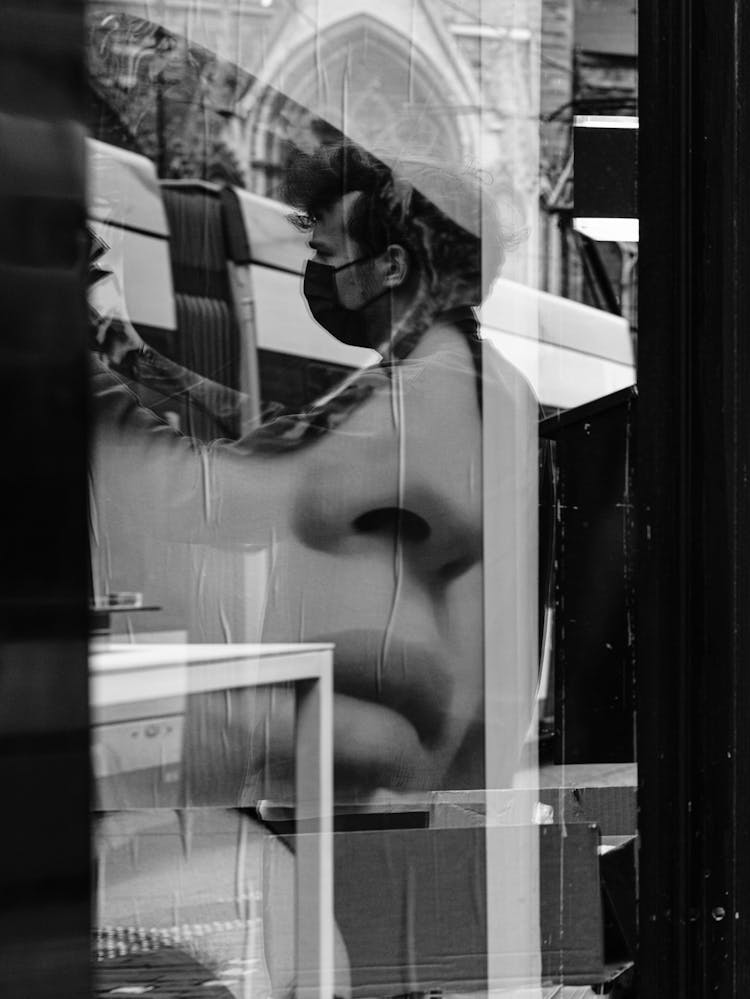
87, 0, 543, 995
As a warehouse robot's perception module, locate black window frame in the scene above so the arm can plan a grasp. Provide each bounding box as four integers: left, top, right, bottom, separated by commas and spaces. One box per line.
3, 0, 750, 994
637, 2, 750, 993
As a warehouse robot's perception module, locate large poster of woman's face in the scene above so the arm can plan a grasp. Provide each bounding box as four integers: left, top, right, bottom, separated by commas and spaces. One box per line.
90, 139, 538, 806
87, 8, 545, 996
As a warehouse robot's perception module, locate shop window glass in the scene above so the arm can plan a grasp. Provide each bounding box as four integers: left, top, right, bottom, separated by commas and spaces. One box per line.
85, 2, 638, 996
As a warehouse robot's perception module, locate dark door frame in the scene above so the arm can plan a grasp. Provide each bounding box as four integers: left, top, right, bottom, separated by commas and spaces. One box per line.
0, 3, 90, 998
638, 1, 750, 993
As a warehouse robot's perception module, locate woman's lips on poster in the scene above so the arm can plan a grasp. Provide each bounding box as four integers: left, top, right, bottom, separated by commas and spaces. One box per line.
262, 629, 455, 792
325, 629, 455, 791
326, 630, 453, 745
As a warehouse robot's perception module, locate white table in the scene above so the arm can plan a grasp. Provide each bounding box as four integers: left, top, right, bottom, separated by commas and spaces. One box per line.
90, 642, 334, 999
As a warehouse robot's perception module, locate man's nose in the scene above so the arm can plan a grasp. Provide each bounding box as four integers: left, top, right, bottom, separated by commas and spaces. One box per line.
291, 437, 483, 581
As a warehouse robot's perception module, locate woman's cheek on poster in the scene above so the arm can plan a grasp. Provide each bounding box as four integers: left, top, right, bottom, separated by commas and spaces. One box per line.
248, 337, 494, 799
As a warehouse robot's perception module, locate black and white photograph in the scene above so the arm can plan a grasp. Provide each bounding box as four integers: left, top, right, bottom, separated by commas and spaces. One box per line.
2, 1, 749, 997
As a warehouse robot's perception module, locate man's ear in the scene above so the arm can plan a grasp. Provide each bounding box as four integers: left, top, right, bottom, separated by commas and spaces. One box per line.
379, 243, 410, 288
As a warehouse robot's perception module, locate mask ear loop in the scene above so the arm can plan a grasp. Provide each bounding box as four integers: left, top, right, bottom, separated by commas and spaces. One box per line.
332, 254, 371, 274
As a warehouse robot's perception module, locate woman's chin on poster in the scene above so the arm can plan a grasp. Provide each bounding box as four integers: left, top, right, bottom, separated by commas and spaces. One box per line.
252, 349, 490, 802
182, 317, 534, 806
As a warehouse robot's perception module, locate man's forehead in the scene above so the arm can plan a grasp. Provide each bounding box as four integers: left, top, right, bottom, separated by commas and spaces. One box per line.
317, 189, 362, 227
313, 190, 364, 250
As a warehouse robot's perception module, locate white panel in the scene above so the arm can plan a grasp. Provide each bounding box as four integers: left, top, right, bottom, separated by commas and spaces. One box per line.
87, 138, 169, 236
484, 329, 634, 410
236, 189, 309, 273
481, 277, 634, 365
574, 115, 639, 130
573, 217, 639, 243
88, 220, 176, 332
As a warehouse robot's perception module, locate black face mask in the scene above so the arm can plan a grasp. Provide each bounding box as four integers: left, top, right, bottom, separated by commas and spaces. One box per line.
303, 257, 385, 349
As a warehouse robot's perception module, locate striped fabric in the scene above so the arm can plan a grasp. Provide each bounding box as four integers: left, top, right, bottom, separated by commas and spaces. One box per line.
162, 187, 241, 440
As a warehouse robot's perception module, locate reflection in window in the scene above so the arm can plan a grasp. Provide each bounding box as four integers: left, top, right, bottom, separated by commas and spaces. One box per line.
86, 3, 637, 997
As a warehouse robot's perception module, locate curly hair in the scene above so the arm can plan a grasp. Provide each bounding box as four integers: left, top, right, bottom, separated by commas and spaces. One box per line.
282, 141, 509, 308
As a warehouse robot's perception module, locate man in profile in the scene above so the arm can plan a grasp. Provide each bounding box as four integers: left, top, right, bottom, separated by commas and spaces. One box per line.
91, 140, 538, 795
91, 141, 539, 996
